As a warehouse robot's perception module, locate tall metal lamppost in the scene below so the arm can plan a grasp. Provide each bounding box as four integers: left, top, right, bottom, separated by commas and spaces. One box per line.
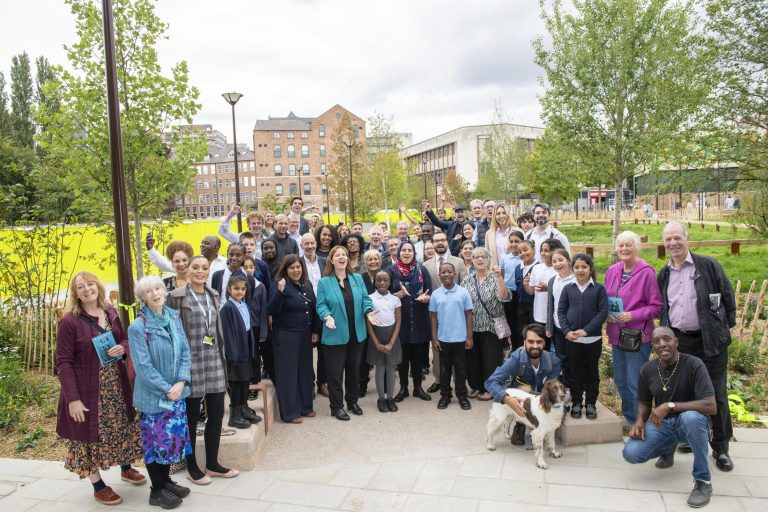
434, 169, 439, 207
421, 158, 428, 199
321, 167, 331, 224
343, 139, 356, 223
222, 92, 243, 232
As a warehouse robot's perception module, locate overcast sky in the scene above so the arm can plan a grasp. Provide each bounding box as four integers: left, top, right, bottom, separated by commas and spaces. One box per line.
0, 0, 547, 146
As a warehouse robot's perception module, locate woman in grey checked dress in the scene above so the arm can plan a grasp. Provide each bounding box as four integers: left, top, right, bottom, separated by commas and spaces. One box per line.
167, 255, 237, 484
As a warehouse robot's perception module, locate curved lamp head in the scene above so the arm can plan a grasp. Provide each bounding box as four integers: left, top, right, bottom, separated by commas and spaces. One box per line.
222, 92, 243, 105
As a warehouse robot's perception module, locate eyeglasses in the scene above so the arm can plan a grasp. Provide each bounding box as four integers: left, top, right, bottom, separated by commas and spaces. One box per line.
472, 255, 488, 260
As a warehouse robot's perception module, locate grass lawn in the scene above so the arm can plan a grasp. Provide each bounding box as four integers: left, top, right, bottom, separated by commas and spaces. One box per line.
560, 222, 759, 245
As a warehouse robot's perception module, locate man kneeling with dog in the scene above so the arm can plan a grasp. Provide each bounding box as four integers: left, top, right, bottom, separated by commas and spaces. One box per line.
622, 326, 716, 508
485, 324, 561, 445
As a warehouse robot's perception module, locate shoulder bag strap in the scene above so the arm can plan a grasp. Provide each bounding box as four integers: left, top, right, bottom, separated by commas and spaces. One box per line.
472, 275, 494, 317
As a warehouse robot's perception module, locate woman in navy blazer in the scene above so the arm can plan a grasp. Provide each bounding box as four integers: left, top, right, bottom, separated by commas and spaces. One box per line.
316, 246, 381, 421
268, 254, 322, 423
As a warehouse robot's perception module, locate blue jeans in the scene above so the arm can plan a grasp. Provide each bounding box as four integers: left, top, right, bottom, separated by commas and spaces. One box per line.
622, 411, 712, 482
612, 343, 651, 423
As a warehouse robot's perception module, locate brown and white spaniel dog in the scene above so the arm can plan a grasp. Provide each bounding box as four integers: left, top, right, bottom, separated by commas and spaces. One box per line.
485, 380, 567, 469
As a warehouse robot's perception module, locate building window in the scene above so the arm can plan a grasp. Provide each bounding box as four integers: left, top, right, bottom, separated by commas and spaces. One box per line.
302, 164, 310, 175
353, 124, 359, 137
213, 206, 218, 216
301, 144, 309, 157
287, 132, 294, 139
203, 181, 209, 189
320, 163, 327, 174
249, 161, 254, 171
210, 179, 216, 189
273, 132, 280, 139
319, 124, 325, 137
320, 144, 326, 157
197, 182, 203, 190
216, 163, 222, 173
288, 164, 297, 176
213, 193, 218, 203
274, 164, 282, 176
290, 183, 298, 195
287, 144, 295, 158
301, 132, 308, 139
205, 194, 210, 204
275, 184, 283, 196
274, 145, 281, 158
303, 183, 311, 195
218, 179, 223, 188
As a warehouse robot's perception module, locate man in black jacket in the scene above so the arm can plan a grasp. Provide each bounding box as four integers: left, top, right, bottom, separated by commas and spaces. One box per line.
657, 221, 736, 472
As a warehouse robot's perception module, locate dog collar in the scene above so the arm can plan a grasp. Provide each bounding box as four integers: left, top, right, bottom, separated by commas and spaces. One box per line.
551, 404, 562, 409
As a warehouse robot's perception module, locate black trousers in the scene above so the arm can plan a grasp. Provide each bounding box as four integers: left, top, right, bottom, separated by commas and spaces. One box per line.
552, 327, 570, 388
439, 342, 468, 399
675, 329, 732, 454
323, 341, 363, 411
359, 339, 371, 390
185, 392, 226, 478
261, 335, 275, 380
514, 302, 534, 350
228, 381, 249, 408
145, 462, 170, 492
273, 328, 314, 422
315, 343, 327, 385
398, 342, 427, 387
567, 340, 602, 406
250, 343, 262, 385
467, 331, 503, 393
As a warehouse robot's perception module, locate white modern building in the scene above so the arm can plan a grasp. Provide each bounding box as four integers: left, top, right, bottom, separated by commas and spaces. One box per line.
403, 124, 544, 190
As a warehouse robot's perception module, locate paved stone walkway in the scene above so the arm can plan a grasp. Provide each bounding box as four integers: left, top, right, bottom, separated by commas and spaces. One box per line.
2, 390, 767, 511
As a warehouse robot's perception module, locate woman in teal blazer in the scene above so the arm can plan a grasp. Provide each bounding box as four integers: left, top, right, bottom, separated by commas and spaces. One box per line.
316, 246, 380, 420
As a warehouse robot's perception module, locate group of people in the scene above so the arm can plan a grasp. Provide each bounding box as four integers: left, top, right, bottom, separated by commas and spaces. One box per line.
55, 193, 737, 509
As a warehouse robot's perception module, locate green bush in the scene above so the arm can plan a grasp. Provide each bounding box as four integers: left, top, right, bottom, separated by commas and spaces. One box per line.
729, 341, 762, 375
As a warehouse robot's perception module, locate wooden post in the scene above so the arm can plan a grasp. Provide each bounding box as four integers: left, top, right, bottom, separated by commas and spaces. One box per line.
731, 242, 740, 255
634, 218, 638, 224
734, 280, 742, 311
749, 280, 767, 341
657, 245, 666, 259
716, 224, 720, 232
586, 246, 594, 257
701, 223, 705, 230
740, 280, 756, 337
581, 220, 586, 227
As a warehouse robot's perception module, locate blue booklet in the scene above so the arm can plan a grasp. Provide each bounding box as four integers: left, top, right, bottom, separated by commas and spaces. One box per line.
92, 331, 119, 366
608, 297, 624, 318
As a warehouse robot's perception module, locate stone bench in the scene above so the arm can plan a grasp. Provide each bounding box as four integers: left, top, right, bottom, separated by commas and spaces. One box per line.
193, 380, 277, 471
557, 401, 624, 447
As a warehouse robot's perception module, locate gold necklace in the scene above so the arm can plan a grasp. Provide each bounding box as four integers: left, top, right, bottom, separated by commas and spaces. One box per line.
657, 355, 680, 392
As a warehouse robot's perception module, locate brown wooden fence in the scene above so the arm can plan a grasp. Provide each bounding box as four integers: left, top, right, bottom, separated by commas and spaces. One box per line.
733, 280, 768, 350
4, 304, 62, 374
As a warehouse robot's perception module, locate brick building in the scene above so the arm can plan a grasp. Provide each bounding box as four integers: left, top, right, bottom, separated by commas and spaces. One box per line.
252, 104, 366, 214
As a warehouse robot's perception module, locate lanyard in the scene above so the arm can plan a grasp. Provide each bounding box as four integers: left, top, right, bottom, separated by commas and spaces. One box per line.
188, 286, 212, 334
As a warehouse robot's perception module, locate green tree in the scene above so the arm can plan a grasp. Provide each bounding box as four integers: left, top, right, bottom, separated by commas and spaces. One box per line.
34, 56, 60, 147
706, 0, 768, 234
38, 0, 205, 277
329, 112, 369, 221
534, 0, 713, 241
0, 72, 11, 138
366, 112, 408, 222
10, 52, 34, 149
0, 137, 38, 223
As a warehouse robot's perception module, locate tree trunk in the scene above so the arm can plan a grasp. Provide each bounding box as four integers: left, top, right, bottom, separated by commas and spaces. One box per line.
612, 177, 623, 263
133, 206, 144, 279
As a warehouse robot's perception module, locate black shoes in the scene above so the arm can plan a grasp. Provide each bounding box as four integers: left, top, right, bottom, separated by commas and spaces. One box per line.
413, 384, 432, 401
386, 398, 398, 412
348, 403, 363, 416
437, 397, 451, 409
687, 480, 712, 508
427, 382, 440, 393
678, 443, 693, 453
571, 404, 582, 419
714, 452, 734, 472
164, 481, 190, 498
240, 405, 262, 424
149, 488, 182, 509
248, 388, 259, 400
458, 397, 471, 410
377, 398, 388, 413
585, 404, 597, 420
333, 408, 350, 421
394, 387, 409, 402
655, 450, 675, 469
511, 423, 526, 445
227, 406, 250, 429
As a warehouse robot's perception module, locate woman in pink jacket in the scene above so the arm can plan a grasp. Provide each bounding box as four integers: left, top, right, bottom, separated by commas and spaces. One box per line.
604, 231, 663, 428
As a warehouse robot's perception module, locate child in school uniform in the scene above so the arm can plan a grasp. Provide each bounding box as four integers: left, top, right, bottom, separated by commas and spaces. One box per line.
557, 253, 608, 420
429, 262, 474, 411
513, 240, 538, 350
366, 270, 402, 413
526, 238, 564, 351
220, 274, 267, 429
545, 248, 576, 388
500, 231, 524, 353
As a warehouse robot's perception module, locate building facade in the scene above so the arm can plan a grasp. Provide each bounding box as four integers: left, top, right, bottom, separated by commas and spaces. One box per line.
402, 124, 544, 192
252, 104, 366, 213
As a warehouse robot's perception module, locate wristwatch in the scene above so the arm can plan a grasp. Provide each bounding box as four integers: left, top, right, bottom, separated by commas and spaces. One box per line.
667, 402, 676, 410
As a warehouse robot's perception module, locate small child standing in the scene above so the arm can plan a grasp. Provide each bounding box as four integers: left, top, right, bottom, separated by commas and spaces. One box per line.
500, 231, 524, 353
557, 253, 608, 420
429, 262, 474, 411
514, 240, 538, 350
366, 270, 402, 413
220, 275, 262, 429
546, 248, 576, 388
527, 238, 564, 351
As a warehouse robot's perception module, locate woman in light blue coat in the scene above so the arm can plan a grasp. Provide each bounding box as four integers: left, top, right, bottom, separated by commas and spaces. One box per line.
316, 246, 381, 421
129, 276, 192, 509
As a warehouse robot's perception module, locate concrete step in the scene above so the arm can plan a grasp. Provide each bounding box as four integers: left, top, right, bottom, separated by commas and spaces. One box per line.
192, 380, 277, 470
557, 401, 624, 447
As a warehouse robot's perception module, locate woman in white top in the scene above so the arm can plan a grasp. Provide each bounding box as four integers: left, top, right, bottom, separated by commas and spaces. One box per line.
525, 238, 564, 351
484, 204, 514, 269
545, 248, 575, 387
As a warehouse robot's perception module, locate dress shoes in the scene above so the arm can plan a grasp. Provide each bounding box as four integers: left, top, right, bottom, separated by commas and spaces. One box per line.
377, 398, 389, 412
427, 382, 440, 393
386, 398, 398, 412
413, 384, 432, 401
332, 408, 350, 421
394, 386, 409, 402
240, 405, 262, 424
655, 450, 675, 469
458, 397, 472, 410
713, 452, 734, 471
437, 397, 451, 409
348, 403, 363, 415
687, 480, 712, 508
317, 384, 329, 397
